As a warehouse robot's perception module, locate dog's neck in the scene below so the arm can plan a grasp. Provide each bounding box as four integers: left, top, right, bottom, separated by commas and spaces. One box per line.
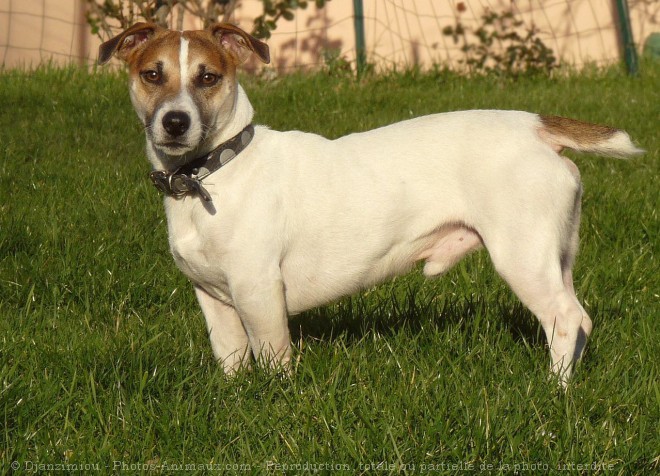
146, 83, 255, 172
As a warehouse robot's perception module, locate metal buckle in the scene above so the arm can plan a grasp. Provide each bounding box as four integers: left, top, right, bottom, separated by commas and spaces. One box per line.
149, 170, 212, 202
149, 170, 171, 194
173, 174, 212, 202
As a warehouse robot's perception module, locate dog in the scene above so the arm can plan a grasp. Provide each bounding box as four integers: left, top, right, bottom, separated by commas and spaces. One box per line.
99, 22, 642, 385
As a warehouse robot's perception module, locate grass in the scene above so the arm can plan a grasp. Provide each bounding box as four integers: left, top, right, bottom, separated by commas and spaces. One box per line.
0, 63, 658, 474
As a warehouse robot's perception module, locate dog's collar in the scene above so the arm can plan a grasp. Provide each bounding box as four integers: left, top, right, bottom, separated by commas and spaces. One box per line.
149, 124, 255, 202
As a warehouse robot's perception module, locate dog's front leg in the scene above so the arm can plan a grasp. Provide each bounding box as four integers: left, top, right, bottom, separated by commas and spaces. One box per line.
195, 286, 252, 374
231, 277, 291, 371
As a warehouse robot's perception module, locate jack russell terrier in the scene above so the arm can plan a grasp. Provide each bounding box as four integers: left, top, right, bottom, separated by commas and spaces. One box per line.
99, 22, 642, 385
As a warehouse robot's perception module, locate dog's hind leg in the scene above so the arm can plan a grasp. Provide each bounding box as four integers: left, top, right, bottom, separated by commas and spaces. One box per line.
195, 286, 252, 374
488, 241, 591, 385
481, 166, 591, 386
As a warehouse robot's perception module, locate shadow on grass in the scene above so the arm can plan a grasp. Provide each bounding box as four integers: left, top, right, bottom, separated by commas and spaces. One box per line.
288, 284, 544, 349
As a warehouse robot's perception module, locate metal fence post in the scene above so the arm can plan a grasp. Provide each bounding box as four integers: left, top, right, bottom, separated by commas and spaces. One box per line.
353, 0, 367, 76
615, 0, 639, 75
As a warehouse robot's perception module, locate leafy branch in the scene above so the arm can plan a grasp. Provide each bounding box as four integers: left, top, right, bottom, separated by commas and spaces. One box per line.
252, 0, 328, 39
86, 0, 329, 41
443, 8, 557, 76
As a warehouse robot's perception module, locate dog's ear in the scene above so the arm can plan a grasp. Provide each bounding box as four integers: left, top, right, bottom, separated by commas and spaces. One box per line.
98, 22, 160, 65
210, 23, 270, 65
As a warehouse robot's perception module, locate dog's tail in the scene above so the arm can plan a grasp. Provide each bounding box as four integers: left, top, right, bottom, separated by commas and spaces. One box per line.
538, 115, 644, 159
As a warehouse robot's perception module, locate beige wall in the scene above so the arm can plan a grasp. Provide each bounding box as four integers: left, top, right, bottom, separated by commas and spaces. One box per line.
0, 0, 88, 67
1, 0, 658, 71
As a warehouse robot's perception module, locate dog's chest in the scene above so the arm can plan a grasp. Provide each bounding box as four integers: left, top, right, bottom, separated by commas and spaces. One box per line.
169, 233, 209, 280
165, 199, 231, 297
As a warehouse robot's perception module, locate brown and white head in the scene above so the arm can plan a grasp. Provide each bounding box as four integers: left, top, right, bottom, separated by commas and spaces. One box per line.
98, 23, 269, 168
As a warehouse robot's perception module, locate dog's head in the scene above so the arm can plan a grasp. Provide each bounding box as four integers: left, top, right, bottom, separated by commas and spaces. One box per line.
99, 23, 269, 159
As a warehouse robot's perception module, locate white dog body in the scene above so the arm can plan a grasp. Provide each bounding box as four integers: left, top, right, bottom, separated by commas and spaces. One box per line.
169, 109, 553, 311
99, 23, 642, 383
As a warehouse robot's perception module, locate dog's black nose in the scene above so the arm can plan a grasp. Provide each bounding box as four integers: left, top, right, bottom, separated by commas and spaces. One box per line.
162, 111, 190, 137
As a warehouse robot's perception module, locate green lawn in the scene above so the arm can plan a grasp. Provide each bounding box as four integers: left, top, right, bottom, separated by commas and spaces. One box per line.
0, 63, 658, 474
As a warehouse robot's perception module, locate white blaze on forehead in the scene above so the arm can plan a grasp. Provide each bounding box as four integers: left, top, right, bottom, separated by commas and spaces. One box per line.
179, 35, 190, 90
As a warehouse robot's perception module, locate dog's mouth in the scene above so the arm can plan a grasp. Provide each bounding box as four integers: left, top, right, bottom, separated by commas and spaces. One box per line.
161, 141, 188, 149
155, 140, 195, 156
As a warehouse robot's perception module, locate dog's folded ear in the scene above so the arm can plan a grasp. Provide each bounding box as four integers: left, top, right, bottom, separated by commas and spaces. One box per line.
98, 22, 160, 65
210, 23, 270, 65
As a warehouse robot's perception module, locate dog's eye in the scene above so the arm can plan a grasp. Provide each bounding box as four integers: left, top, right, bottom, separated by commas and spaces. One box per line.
141, 70, 161, 84
200, 73, 220, 86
